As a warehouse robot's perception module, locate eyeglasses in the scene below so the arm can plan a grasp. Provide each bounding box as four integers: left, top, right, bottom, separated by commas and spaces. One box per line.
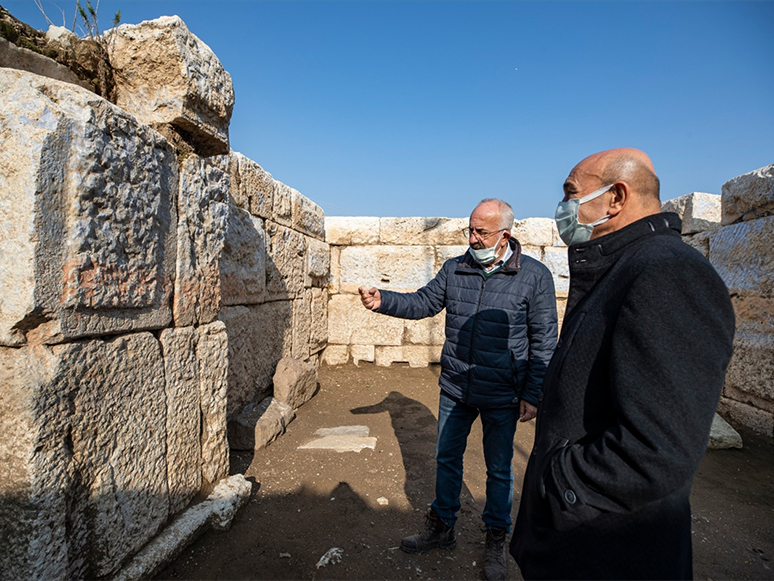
463, 227, 505, 241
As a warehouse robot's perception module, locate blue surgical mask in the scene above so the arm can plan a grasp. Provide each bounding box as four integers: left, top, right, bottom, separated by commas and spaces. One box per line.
555, 184, 614, 246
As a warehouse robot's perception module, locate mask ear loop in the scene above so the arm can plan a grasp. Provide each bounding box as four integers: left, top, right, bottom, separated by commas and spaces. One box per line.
578, 183, 614, 204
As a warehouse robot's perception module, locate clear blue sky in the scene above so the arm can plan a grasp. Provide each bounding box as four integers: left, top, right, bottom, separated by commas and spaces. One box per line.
6, 1, 774, 219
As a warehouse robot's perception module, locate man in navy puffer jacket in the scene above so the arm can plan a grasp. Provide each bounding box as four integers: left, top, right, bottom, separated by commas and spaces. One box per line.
359, 198, 557, 581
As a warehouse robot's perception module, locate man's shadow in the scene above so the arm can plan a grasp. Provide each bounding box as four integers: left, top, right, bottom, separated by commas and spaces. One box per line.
351, 391, 475, 512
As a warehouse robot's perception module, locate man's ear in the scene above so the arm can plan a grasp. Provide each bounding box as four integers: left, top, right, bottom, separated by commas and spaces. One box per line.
608, 181, 629, 216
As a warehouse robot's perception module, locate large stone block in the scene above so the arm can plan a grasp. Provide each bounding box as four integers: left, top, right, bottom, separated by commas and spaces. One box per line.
328, 294, 404, 346
379, 217, 467, 245
197, 322, 229, 489
292, 294, 312, 361
321, 344, 349, 365
718, 397, 774, 438
218, 303, 293, 417
542, 246, 570, 293
351, 344, 375, 365
721, 163, 774, 225
338, 245, 437, 293
221, 207, 266, 306
273, 357, 318, 410
435, 245, 469, 271
709, 216, 774, 296
404, 313, 446, 346
0, 34, 92, 91
661, 192, 721, 234
305, 237, 331, 288
374, 345, 443, 367
325, 216, 380, 245
329, 246, 341, 294
310, 288, 328, 354
265, 221, 307, 301
228, 397, 295, 451
272, 182, 293, 227
227, 152, 274, 219
512, 218, 555, 246
110, 16, 234, 156
160, 327, 202, 516
0, 69, 177, 347
292, 190, 325, 240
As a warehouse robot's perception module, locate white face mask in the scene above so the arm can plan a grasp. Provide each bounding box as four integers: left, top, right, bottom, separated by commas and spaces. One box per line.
470, 243, 499, 266
554, 184, 614, 246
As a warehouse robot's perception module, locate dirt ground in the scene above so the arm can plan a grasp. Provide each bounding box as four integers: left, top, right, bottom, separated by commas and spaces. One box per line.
157, 363, 774, 581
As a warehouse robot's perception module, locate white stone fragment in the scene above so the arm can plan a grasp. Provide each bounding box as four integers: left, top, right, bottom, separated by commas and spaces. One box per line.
707, 413, 743, 449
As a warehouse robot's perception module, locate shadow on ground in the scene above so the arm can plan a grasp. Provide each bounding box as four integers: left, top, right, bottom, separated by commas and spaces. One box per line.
157, 364, 774, 581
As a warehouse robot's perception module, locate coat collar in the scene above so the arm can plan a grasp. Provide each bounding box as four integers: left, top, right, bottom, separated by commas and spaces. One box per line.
458, 237, 523, 274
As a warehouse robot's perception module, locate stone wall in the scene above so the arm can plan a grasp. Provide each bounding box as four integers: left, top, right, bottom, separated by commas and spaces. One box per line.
0, 15, 327, 580
322, 216, 568, 367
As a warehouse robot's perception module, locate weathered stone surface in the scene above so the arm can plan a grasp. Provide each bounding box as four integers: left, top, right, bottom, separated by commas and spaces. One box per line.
708, 413, 743, 449
321, 345, 349, 365
272, 182, 294, 227
221, 207, 266, 306
329, 246, 341, 293
218, 303, 293, 417
306, 237, 331, 288
226, 152, 274, 219
542, 246, 570, 293
110, 16, 234, 156
310, 288, 328, 354
0, 69, 177, 347
709, 217, 774, 296
292, 190, 325, 240
351, 344, 375, 365
435, 245, 469, 271
265, 221, 306, 301
512, 218, 555, 247
228, 397, 295, 451
404, 314, 446, 346
273, 357, 319, 409
379, 217, 468, 245
662, 192, 721, 234
0, 35, 92, 91
174, 155, 229, 326
292, 294, 312, 360
197, 322, 229, 490
160, 327, 201, 516
63, 333, 168, 578
374, 345, 443, 368
683, 230, 713, 259
718, 397, 774, 438
113, 474, 252, 581
521, 245, 543, 262
328, 294, 403, 346
325, 217, 380, 245
338, 245, 437, 293
721, 163, 774, 225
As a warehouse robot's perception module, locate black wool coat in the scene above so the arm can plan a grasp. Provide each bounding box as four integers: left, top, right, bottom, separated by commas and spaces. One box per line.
510, 213, 735, 580
376, 238, 558, 409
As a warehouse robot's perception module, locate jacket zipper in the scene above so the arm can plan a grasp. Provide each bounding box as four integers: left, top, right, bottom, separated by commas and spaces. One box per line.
464, 273, 487, 404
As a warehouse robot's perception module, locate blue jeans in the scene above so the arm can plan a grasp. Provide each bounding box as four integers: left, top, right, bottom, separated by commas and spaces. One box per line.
431, 391, 519, 533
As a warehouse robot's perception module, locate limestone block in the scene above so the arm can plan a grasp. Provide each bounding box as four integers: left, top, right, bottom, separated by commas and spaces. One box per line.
0, 69, 177, 347
723, 295, 774, 405
292, 189, 326, 240
707, 413, 743, 449
721, 163, 774, 225
306, 237, 331, 288
351, 345, 375, 365
310, 288, 328, 354
329, 246, 341, 293
512, 218, 555, 247
717, 397, 774, 438
62, 333, 169, 578
435, 245, 469, 271
556, 297, 568, 330
682, 230, 712, 259
273, 182, 294, 227
174, 155, 229, 326
221, 207, 266, 306
321, 345, 349, 365
292, 294, 312, 361
542, 246, 570, 293
328, 294, 403, 346
325, 216, 380, 245
0, 35, 92, 91
379, 217, 468, 245
218, 303, 293, 417
197, 322, 229, 490
110, 16, 234, 156
113, 475, 252, 581
375, 345, 443, 368
521, 245, 543, 262
228, 397, 295, 451
404, 313, 446, 346
338, 245, 437, 293
160, 328, 202, 516
273, 357, 319, 410
709, 216, 774, 296
217, 153, 248, 212
265, 221, 306, 301
227, 152, 274, 219
662, 192, 721, 234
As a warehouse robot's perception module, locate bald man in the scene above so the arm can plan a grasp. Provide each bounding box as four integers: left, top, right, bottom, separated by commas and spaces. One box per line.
510, 149, 736, 579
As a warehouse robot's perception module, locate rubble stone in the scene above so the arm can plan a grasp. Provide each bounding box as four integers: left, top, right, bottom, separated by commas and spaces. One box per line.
708, 413, 743, 449
273, 357, 319, 410
228, 397, 295, 451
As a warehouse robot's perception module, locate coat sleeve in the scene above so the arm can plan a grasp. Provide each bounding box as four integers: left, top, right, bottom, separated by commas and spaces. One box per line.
375, 259, 449, 320
541, 252, 735, 531
521, 267, 558, 406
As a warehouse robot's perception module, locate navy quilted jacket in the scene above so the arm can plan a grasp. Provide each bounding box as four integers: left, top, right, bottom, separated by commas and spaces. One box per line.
376, 239, 558, 409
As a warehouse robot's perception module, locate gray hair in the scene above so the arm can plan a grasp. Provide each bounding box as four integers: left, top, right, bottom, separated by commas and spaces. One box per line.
478, 198, 515, 231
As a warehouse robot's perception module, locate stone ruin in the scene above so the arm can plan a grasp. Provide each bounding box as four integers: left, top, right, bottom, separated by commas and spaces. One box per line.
1, 9, 772, 581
